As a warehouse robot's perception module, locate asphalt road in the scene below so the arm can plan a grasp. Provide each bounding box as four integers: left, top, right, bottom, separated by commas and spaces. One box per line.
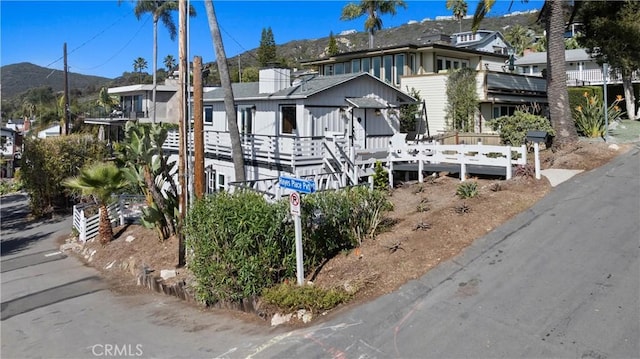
1, 145, 639, 359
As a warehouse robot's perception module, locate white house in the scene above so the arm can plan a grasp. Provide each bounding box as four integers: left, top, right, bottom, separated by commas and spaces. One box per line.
451, 30, 512, 55
302, 41, 547, 136
1, 127, 17, 178
164, 68, 416, 192
515, 48, 640, 86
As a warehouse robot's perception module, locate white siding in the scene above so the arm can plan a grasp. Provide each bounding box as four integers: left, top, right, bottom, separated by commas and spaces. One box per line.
402, 75, 448, 134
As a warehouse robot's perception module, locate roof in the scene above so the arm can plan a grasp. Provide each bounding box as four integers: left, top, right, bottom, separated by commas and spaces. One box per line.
453, 30, 509, 50
515, 49, 593, 66
346, 97, 388, 109
301, 42, 509, 66
203, 72, 414, 103
108, 84, 178, 94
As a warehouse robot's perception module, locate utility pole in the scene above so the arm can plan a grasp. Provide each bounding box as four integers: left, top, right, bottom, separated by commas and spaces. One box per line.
177, 0, 187, 267
193, 56, 205, 198
63, 43, 70, 135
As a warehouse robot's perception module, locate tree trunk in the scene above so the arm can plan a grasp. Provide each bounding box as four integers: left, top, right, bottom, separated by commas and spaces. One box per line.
622, 75, 637, 121
98, 203, 113, 245
204, 0, 246, 182
546, 0, 578, 149
152, 17, 158, 124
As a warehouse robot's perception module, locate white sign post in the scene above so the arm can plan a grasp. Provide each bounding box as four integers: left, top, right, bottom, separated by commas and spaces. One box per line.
289, 191, 304, 285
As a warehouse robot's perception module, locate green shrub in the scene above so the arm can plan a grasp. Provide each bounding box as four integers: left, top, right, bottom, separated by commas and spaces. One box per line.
186, 187, 393, 306
372, 161, 389, 191
20, 135, 108, 216
262, 282, 352, 312
186, 191, 295, 305
456, 181, 478, 199
487, 111, 556, 146
573, 92, 625, 138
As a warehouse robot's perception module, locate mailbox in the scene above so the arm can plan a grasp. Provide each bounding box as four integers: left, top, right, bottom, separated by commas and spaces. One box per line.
526, 130, 549, 144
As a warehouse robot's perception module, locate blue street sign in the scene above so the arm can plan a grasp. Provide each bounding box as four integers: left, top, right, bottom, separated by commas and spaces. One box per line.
279, 176, 316, 194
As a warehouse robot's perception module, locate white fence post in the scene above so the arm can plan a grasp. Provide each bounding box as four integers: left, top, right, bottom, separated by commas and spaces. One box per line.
533, 142, 541, 180
119, 196, 125, 226
80, 208, 86, 242
506, 146, 513, 180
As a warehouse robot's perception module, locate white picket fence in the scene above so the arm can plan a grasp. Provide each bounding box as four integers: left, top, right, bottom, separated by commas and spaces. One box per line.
72, 195, 146, 242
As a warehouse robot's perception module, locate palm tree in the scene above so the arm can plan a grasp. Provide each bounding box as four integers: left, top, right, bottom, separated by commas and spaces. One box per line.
473, 0, 578, 148
127, 0, 195, 123
505, 24, 533, 56
340, 0, 407, 49
446, 0, 468, 33
133, 57, 148, 83
204, 0, 246, 182
163, 54, 176, 76
64, 162, 127, 245
97, 87, 118, 116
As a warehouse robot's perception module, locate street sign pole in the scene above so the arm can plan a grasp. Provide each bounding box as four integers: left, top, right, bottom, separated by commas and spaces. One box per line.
289, 191, 304, 285
294, 211, 304, 285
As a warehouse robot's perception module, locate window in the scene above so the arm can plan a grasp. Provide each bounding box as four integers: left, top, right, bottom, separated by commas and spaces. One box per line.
217, 173, 225, 192
372, 57, 381, 78
240, 106, 253, 135
323, 65, 334, 76
204, 105, 213, 124
335, 63, 344, 75
383, 55, 393, 83
351, 59, 361, 73
493, 105, 516, 118
409, 53, 416, 75
436, 56, 469, 72
206, 167, 216, 194
361, 58, 371, 74
394, 54, 405, 85
344, 62, 352, 74
281, 105, 297, 134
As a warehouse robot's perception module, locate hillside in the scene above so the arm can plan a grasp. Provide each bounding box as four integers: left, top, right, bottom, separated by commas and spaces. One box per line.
0, 62, 112, 100
227, 12, 542, 71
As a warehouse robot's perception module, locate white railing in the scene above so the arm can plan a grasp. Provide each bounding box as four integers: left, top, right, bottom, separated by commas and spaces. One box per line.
384, 141, 528, 182
72, 195, 146, 242
527, 69, 640, 85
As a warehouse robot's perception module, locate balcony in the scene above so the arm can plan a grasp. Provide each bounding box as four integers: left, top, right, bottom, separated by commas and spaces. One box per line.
525, 68, 640, 86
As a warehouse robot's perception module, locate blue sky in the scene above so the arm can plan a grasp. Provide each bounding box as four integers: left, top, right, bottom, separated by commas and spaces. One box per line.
1, 0, 543, 79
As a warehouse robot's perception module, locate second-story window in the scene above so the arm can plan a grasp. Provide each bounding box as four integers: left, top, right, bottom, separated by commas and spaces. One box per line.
204, 105, 213, 125
394, 54, 405, 85
240, 106, 253, 135
383, 55, 393, 83
352, 59, 361, 73
335, 63, 344, 75
281, 105, 297, 135
372, 57, 381, 78
362, 58, 371, 74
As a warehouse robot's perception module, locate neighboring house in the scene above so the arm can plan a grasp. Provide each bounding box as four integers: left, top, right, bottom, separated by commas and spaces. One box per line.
164, 68, 415, 191
37, 124, 61, 139
515, 48, 640, 86
107, 79, 180, 123
1, 127, 17, 178
301, 41, 547, 135
450, 30, 512, 55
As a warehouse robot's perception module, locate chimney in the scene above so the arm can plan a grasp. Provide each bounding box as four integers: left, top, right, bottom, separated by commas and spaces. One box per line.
259, 68, 291, 94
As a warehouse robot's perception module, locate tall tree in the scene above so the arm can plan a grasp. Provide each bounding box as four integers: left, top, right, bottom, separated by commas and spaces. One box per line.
257, 27, 277, 67
446, 0, 468, 33
204, 0, 246, 182
505, 24, 533, 56
126, 0, 195, 123
163, 54, 176, 75
340, 0, 407, 49
473, 0, 578, 148
578, 0, 640, 120
133, 57, 148, 84
327, 31, 339, 56
64, 162, 127, 245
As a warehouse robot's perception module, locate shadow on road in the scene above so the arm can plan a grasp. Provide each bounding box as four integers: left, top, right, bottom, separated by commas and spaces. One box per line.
1, 230, 57, 257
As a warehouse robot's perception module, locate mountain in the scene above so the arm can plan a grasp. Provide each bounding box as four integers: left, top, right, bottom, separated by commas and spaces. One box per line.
0, 62, 112, 100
